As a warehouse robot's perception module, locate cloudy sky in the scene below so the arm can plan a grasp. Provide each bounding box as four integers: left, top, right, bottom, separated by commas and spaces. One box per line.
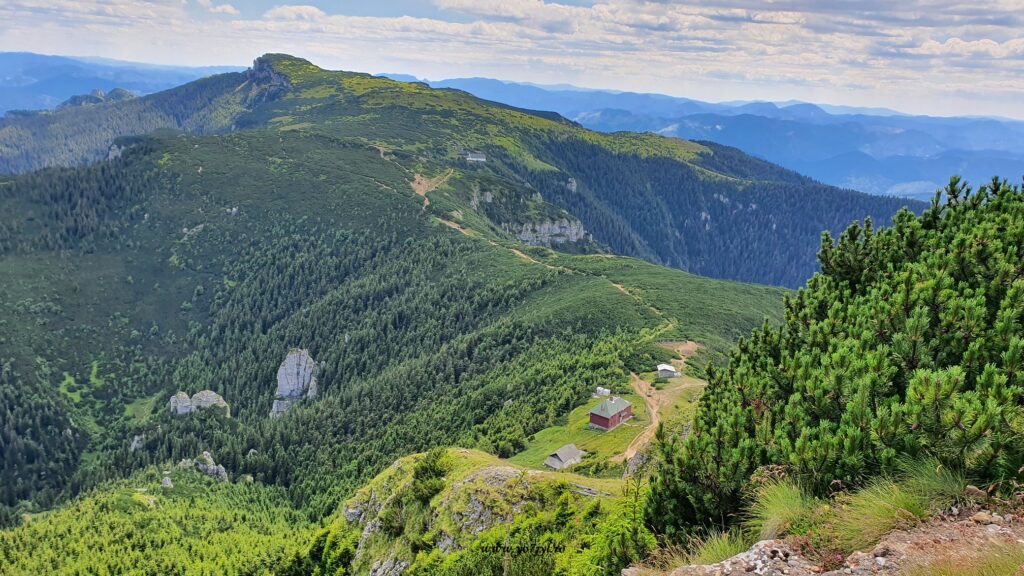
2, 0, 1023, 118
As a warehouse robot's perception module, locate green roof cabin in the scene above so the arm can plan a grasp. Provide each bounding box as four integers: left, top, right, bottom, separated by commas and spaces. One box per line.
589, 396, 633, 431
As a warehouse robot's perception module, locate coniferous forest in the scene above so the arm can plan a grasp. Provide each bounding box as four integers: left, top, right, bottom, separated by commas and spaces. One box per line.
1, 53, 1019, 575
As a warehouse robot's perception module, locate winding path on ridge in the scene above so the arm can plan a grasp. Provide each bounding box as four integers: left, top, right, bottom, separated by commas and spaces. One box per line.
410, 169, 453, 208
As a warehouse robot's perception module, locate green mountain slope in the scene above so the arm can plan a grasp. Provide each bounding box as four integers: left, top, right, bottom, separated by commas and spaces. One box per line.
0, 106, 783, 528
0, 54, 922, 287
0, 467, 310, 575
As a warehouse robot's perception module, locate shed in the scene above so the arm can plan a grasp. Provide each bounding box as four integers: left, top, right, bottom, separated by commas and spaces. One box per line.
657, 363, 680, 378
589, 396, 633, 431
466, 152, 486, 162
544, 444, 584, 470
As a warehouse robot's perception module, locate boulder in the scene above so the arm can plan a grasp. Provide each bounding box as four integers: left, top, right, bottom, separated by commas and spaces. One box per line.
190, 390, 230, 417
270, 349, 319, 417
169, 390, 229, 417
169, 392, 193, 415
161, 476, 173, 489
195, 451, 229, 482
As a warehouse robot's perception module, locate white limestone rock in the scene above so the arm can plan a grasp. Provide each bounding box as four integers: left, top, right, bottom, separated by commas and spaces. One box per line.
169, 391, 193, 415
130, 434, 145, 452
270, 349, 319, 417
169, 390, 229, 417
195, 451, 229, 482
190, 390, 230, 417
516, 218, 590, 247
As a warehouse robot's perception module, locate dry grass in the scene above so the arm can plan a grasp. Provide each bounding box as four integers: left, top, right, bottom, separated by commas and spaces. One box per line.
902, 542, 1024, 576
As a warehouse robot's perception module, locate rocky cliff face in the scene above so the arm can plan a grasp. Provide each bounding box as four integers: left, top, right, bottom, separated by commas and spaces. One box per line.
245, 56, 293, 104
169, 390, 230, 417
270, 349, 319, 417
515, 218, 591, 247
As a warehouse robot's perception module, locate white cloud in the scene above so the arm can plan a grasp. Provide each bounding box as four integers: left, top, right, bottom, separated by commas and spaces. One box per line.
907, 37, 1024, 58
196, 0, 239, 16
0, 0, 1022, 118
263, 5, 327, 21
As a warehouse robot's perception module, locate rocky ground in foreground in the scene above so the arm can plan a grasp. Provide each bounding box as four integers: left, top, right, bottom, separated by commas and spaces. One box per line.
627, 509, 1024, 576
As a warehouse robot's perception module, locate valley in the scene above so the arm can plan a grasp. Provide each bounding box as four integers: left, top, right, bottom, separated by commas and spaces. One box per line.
0, 51, 1020, 576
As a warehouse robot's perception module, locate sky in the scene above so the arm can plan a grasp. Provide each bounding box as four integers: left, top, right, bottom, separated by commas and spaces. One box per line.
1, 0, 1023, 118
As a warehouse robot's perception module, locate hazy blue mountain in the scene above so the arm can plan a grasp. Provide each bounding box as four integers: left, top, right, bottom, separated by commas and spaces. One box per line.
0, 52, 242, 113
409, 76, 1024, 201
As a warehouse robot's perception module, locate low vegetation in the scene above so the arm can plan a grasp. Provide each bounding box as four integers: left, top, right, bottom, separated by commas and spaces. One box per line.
0, 468, 310, 575
508, 393, 647, 473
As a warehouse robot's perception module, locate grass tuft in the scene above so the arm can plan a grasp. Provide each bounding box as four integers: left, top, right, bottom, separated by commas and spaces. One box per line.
898, 456, 967, 513
833, 479, 927, 552
685, 529, 750, 564
744, 480, 817, 540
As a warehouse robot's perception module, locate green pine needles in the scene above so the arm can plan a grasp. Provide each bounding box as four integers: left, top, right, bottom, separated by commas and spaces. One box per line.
648, 176, 1024, 538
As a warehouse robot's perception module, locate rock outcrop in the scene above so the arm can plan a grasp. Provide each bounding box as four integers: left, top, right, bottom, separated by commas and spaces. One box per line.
270, 349, 319, 417
57, 88, 136, 110
130, 434, 145, 452
176, 451, 229, 481
169, 390, 230, 417
515, 218, 590, 247
369, 559, 409, 576
245, 56, 293, 104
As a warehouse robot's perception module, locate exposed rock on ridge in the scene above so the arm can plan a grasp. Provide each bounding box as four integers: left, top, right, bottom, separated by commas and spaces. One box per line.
515, 218, 591, 247
270, 349, 319, 417
245, 55, 293, 104
177, 451, 229, 482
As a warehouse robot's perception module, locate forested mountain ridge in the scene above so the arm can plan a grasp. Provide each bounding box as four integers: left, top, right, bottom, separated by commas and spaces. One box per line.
0, 53, 922, 287
0, 52, 242, 115
0, 82, 785, 536
0, 52, 1014, 575
421, 75, 1024, 201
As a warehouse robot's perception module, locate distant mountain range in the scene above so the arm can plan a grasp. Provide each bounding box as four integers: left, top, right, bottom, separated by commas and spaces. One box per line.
0, 52, 242, 113
4, 52, 1017, 202
383, 75, 1024, 201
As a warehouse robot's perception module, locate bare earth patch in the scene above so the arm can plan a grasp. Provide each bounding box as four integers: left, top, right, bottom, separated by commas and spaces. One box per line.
410, 169, 453, 208
613, 341, 704, 463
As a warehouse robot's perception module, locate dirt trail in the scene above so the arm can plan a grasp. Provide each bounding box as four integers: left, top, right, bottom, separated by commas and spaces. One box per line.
437, 218, 469, 235
613, 341, 704, 464
410, 169, 453, 208
612, 373, 659, 463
